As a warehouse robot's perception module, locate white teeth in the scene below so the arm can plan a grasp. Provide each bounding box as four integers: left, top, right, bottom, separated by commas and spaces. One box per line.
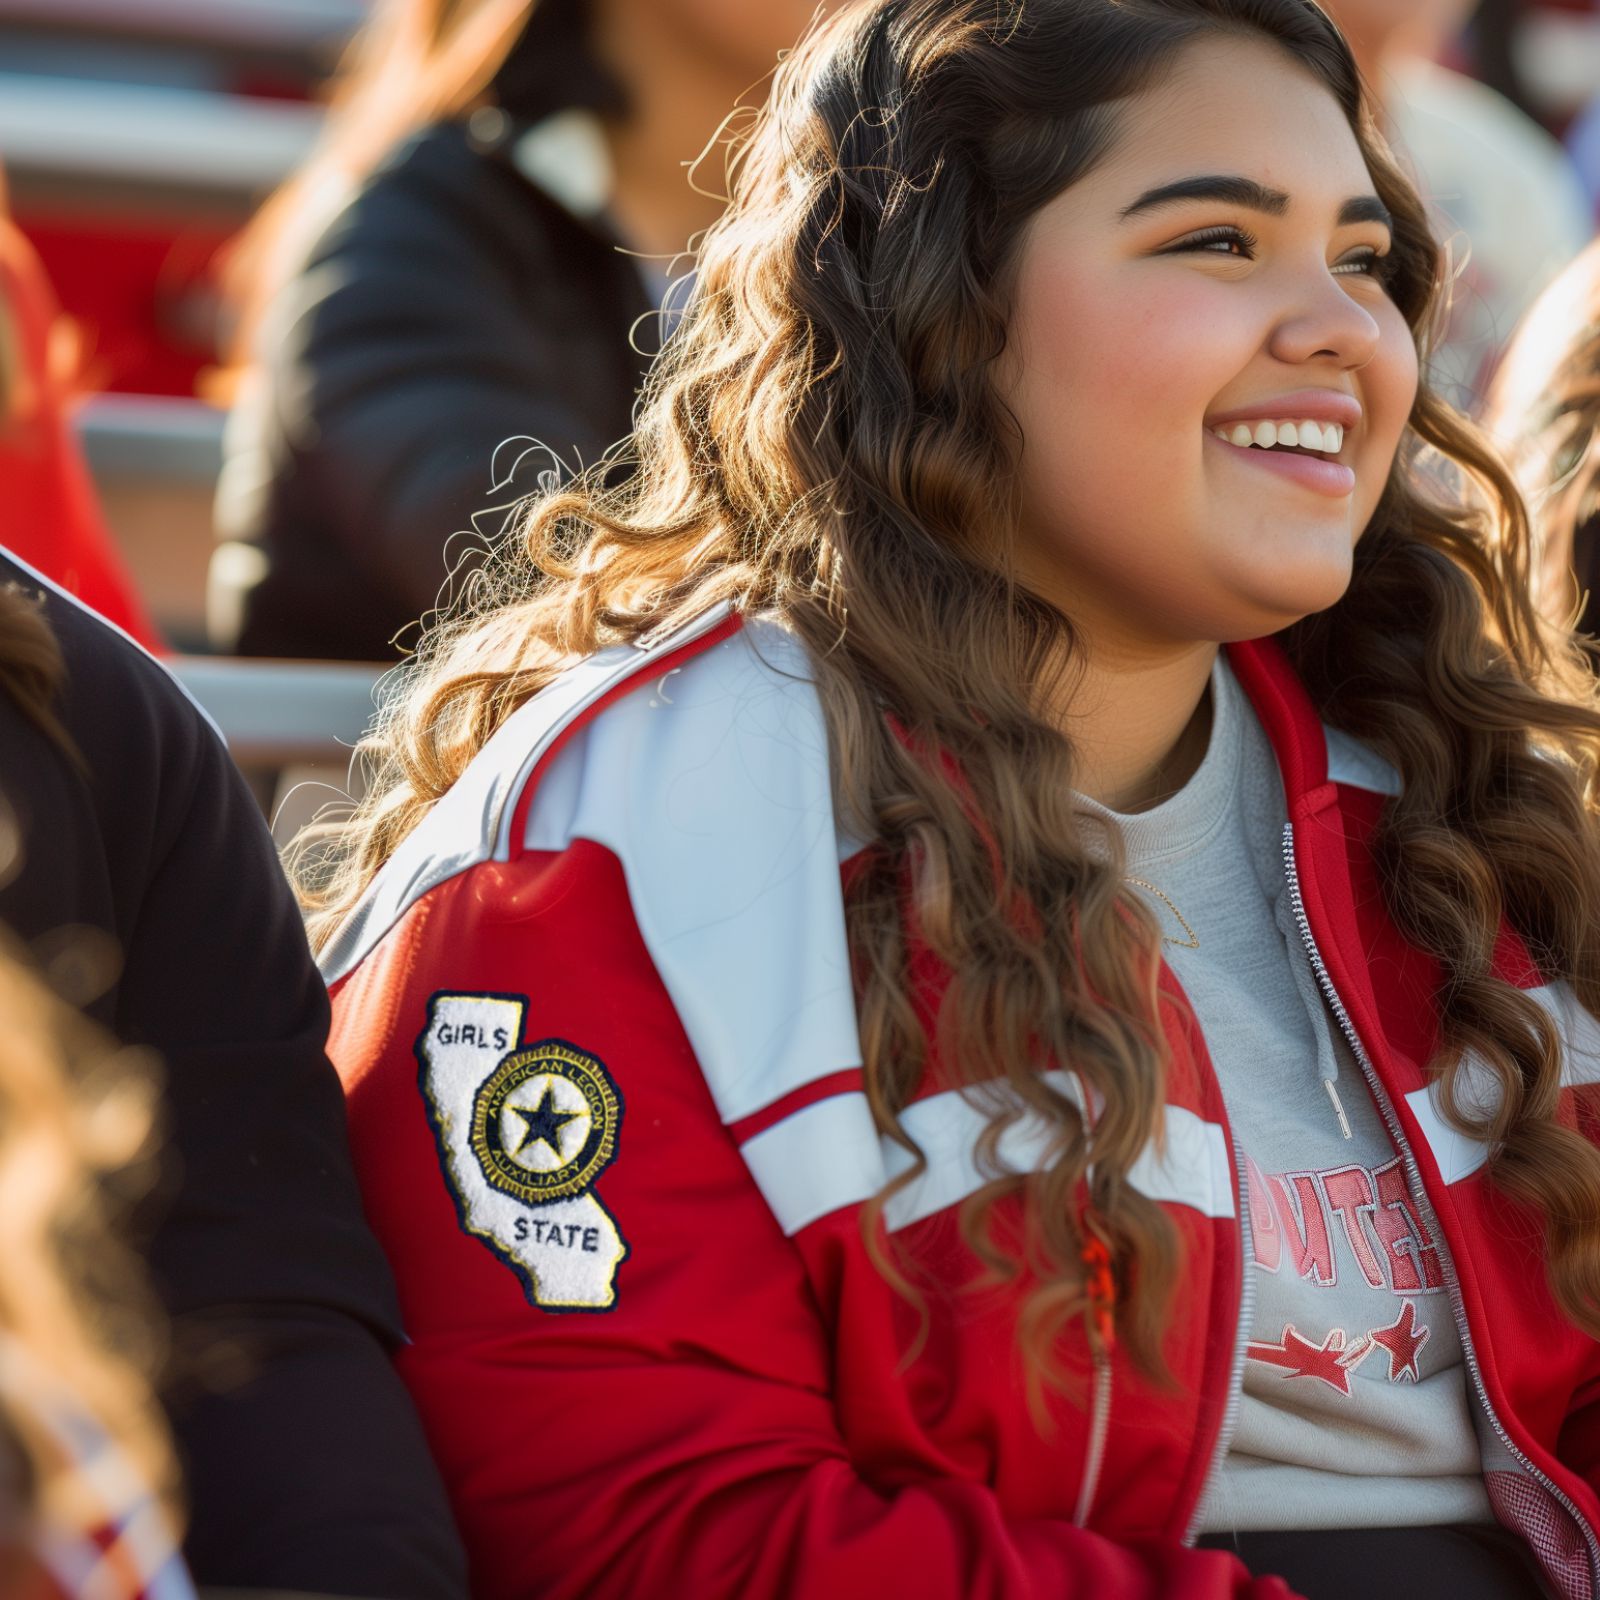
1209, 417, 1347, 453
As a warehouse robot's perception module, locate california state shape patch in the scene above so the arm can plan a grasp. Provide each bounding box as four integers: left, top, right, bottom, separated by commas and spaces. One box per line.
416, 993, 628, 1311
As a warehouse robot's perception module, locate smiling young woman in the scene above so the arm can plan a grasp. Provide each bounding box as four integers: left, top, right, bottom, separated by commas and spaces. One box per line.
300, 3, 1600, 1597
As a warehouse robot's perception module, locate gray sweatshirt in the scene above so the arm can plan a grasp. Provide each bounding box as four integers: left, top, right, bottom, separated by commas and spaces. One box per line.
1085, 657, 1492, 1532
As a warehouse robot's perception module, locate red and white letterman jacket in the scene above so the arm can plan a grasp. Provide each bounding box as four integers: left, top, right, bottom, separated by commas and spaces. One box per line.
323, 608, 1600, 1600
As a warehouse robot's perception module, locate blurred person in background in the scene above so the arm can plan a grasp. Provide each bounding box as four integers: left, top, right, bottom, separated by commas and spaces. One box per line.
0, 556, 467, 1597
1482, 235, 1600, 642
1361, 0, 1593, 391
212, 0, 833, 663
0, 171, 161, 652
1321, 0, 1593, 408
1566, 92, 1600, 226
0, 935, 193, 1599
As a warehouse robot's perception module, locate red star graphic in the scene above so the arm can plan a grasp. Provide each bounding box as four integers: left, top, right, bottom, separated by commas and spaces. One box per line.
1369, 1300, 1430, 1383
1246, 1325, 1372, 1394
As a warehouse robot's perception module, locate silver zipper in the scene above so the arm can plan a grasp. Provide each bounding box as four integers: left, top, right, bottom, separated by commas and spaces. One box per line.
1183, 1137, 1257, 1544
1280, 820, 1600, 1594
1074, 1353, 1113, 1527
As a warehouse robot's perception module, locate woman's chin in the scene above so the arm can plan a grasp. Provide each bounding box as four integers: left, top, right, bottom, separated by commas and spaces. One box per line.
1230, 553, 1355, 633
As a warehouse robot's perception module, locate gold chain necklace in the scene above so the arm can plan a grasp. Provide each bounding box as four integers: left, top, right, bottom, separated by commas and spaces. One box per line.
1124, 877, 1200, 950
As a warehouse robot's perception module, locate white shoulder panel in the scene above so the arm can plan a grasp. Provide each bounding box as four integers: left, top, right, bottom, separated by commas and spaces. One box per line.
1324, 725, 1402, 797
318, 604, 737, 986
522, 617, 864, 1125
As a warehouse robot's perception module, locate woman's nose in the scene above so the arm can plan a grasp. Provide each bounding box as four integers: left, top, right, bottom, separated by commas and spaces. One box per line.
1266, 269, 1384, 371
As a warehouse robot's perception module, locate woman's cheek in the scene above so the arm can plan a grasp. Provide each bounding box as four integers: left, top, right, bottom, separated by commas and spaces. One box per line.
1375, 305, 1420, 443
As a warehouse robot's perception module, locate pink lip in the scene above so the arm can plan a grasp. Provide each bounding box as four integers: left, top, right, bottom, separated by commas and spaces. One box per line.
1206, 390, 1362, 429
1205, 430, 1356, 498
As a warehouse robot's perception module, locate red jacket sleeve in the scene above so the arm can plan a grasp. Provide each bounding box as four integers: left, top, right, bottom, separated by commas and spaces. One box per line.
332, 840, 1293, 1600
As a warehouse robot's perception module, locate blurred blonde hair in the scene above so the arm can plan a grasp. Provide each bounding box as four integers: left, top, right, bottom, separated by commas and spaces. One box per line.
224, 0, 540, 362
0, 936, 176, 1532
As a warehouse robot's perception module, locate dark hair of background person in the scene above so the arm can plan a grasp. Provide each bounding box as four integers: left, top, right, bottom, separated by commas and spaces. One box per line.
1463, 0, 1531, 123
301, 0, 1600, 1394
1483, 236, 1600, 643
0, 586, 74, 765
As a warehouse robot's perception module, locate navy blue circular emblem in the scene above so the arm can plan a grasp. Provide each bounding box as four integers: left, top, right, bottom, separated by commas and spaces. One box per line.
470, 1040, 620, 1203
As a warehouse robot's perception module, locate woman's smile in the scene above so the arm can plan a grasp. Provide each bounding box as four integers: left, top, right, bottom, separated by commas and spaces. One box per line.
1204, 428, 1357, 498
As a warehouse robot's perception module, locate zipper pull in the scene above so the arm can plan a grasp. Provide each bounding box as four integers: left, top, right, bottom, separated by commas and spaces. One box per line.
1076, 1211, 1116, 1529
1324, 1078, 1353, 1141
1080, 1222, 1117, 1353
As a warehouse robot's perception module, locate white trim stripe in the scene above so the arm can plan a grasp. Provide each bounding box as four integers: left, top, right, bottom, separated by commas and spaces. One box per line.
740, 1094, 883, 1236
1324, 725, 1403, 797
1404, 1084, 1490, 1185
740, 1075, 1235, 1237
1406, 981, 1600, 1185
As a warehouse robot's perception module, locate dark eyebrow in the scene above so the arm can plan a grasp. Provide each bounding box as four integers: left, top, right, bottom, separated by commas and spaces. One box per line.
1337, 194, 1393, 231
1120, 175, 1288, 219
1120, 174, 1395, 235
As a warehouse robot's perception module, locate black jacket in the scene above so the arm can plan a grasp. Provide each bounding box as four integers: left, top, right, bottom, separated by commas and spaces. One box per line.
216, 118, 652, 662
0, 547, 467, 1597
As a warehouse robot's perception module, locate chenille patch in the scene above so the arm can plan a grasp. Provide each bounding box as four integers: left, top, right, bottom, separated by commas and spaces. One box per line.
415, 993, 628, 1311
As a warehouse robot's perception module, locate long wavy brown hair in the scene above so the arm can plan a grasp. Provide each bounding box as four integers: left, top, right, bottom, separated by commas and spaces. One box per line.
301, 0, 1600, 1388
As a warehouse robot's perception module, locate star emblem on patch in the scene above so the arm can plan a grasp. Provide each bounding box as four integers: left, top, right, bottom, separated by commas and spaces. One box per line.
472, 1041, 620, 1203
503, 1079, 588, 1167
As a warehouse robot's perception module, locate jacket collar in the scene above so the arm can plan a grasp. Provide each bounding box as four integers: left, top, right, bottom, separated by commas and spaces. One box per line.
1225, 635, 1334, 821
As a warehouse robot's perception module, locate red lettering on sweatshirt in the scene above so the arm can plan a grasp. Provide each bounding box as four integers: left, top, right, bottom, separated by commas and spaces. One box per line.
1244, 1154, 1444, 1295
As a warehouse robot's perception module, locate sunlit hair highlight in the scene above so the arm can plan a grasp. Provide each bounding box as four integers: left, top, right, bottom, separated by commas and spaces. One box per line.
1483, 236, 1600, 640
300, 0, 1600, 1392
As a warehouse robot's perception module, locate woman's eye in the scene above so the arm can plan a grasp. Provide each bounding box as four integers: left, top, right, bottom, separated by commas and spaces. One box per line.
1332, 246, 1393, 280
1166, 225, 1257, 259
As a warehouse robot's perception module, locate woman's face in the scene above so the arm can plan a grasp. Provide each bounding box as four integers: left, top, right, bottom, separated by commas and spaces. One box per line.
998, 34, 1418, 652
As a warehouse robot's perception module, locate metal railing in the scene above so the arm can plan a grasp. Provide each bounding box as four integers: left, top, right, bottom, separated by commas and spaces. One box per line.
0, 0, 363, 58
168, 654, 384, 772
0, 70, 321, 216
168, 653, 387, 843
77, 395, 226, 652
